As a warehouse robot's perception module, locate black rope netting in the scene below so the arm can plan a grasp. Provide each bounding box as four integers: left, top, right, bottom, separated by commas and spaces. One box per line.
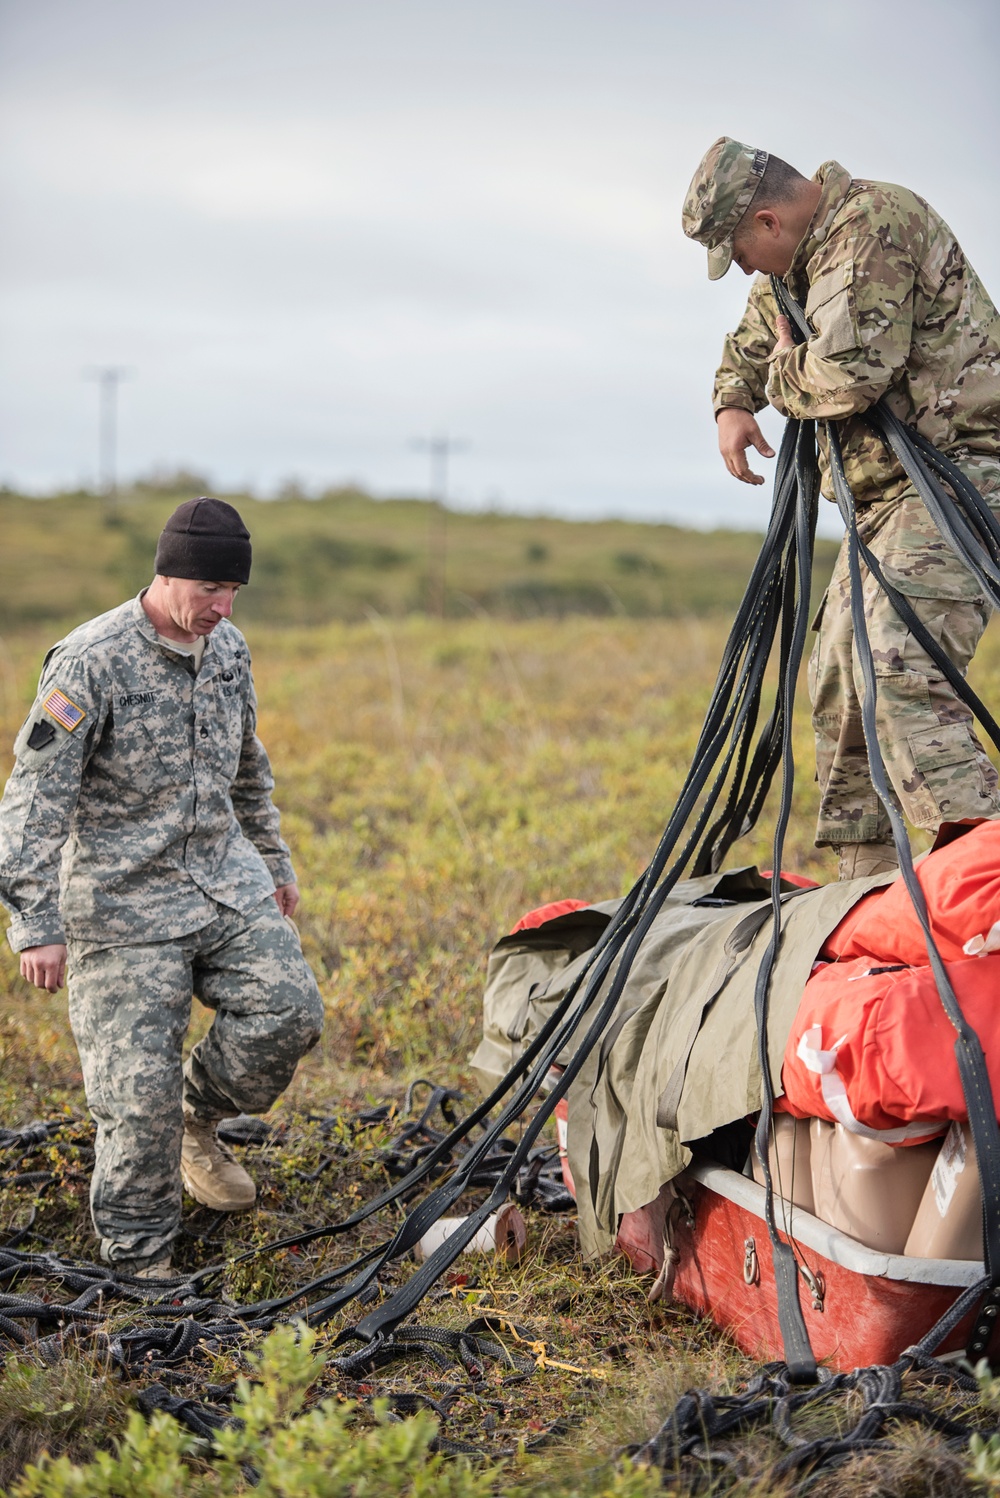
0, 1089, 578, 1458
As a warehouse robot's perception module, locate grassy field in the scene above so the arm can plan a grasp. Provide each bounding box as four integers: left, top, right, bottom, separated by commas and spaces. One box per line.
1, 500, 999, 1493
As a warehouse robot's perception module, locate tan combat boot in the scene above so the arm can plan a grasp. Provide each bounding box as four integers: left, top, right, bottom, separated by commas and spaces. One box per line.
181, 1114, 256, 1211
134, 1257, 174, 1280
116, 1255, 174, 1280
837, 842, 900, 881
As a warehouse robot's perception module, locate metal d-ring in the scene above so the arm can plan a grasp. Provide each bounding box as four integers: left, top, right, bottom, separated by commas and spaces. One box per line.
799, 1263, 825, 1312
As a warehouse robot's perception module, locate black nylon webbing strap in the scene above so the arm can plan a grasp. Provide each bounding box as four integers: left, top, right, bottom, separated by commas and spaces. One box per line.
824, 422, 1000, 1365
310, 276, 933, 1363
749, 404, 820, 1382
846, 537, 1000, 756
329, 352, 835, 1347
872, 406, 1000, 594
299, 488, 796, 1312
772, 272, 1000, 1368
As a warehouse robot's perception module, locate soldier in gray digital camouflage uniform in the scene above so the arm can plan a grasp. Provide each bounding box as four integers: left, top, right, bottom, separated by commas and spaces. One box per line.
682, 137, 1000, 880
0, 497, 324, 1277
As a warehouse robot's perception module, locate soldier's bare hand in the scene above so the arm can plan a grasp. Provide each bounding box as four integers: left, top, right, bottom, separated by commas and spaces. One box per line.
20, 943, 67, 992
773, 313, 795, 354
274, 883, 300, 918
716, 408, 775, 485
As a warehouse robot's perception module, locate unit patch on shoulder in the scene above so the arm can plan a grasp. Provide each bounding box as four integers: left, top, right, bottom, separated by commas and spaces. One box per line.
27, 720, 57, 751
43, 688, 86, 732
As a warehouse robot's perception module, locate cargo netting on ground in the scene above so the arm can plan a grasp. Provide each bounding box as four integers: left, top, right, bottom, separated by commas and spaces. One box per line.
5, 1106, 1000, 1491
0, 1089, 581, 1459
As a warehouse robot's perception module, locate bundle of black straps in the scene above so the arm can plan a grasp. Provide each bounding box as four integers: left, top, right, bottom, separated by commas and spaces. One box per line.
624, 280, 1000, 1487
285, 275, 1000, 1478
6, 280, 1000, 1486
320, 280, 1000, 1388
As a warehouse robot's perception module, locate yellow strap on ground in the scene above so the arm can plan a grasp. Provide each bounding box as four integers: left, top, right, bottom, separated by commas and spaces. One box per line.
535, 1352, 607, 1380
447, 1287, 520, 1303
488, 1315, 608, 1380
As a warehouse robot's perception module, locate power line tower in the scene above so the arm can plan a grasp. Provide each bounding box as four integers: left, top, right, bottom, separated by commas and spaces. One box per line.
411, 433, 468, 618
83, 366, 134, 508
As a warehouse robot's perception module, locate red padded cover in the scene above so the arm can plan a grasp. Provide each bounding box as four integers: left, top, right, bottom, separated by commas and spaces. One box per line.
821, 819, 1000, 965
509, 899, 591, 933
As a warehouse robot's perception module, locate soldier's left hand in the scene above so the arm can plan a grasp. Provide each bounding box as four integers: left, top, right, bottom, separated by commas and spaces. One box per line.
771, 314, 795, 356
274, 882, 300, 918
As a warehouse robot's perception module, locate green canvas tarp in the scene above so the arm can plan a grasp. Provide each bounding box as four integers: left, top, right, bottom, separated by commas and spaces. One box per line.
470, 866, 895, 1257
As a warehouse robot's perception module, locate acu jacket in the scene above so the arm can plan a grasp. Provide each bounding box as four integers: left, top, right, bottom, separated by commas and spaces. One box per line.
0, 594, 295, 952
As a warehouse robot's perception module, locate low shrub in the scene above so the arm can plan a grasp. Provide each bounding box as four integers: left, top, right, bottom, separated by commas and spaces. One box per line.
9, 1325, 663, 1498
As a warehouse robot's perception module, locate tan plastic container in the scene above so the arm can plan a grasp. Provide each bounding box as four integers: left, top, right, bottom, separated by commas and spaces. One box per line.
810, 1119, 939, 1254
904, 1122, 983, 1261
751, 1114, 814, 1213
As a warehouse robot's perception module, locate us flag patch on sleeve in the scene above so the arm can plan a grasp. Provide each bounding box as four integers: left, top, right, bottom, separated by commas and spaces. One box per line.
43, 688, 86, 732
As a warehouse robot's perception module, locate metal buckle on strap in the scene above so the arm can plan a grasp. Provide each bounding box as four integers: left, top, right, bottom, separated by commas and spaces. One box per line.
966, 1285, 1000, 1362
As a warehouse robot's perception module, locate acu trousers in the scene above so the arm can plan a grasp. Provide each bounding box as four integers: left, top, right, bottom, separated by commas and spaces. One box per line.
810, 459, 1000, 846
67, 896, 324, 1264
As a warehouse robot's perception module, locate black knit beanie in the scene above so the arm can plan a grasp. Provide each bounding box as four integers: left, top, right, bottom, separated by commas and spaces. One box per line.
154, 497, 252, 585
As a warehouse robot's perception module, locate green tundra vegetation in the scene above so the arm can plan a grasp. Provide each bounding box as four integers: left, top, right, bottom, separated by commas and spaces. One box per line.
0, 488, 996, 1494
0, 480, 840, 630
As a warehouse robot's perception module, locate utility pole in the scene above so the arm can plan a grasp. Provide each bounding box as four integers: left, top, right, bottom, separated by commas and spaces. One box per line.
411, 434, 468, 617
83, 366, 133, 508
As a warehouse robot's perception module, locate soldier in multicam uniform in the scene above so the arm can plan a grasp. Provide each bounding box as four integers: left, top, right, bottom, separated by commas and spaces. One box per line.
0, 498, 324, 1277
682, 138, 1000, 880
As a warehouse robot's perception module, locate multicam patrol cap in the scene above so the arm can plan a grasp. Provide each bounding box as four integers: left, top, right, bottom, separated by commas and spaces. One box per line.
682, 136, 769, 280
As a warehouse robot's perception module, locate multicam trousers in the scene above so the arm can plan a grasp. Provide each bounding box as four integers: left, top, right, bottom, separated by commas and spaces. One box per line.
810, 459, 1000, 847
67, 897, 324, 1264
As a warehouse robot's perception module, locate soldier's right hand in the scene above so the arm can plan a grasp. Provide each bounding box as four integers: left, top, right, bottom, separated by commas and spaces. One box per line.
20, 944, 67, 993
717, 407, 775, 485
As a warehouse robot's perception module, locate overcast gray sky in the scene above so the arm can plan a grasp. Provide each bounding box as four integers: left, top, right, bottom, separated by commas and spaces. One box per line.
2, 0, 998, 531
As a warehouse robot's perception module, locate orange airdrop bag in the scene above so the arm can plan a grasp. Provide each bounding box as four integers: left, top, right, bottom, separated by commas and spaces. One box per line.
777, 951, 1000, 1138
820, 818, 1000, 965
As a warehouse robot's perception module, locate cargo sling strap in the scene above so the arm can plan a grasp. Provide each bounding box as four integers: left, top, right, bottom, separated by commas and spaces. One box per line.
773, 275, 1000, 1368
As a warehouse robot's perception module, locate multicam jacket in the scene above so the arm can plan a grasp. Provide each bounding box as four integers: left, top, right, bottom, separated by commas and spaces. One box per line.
0, 594, 295, 952
713, 161, 1000, 505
